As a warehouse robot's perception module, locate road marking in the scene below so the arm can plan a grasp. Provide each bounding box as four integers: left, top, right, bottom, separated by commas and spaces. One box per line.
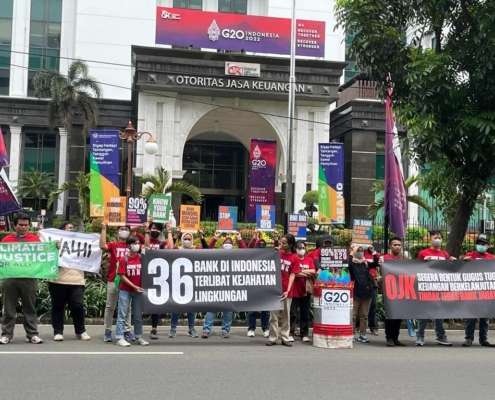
0, 351, 184, 355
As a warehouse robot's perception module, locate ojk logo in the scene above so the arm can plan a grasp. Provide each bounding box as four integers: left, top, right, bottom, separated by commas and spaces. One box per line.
251, 145, 267, 168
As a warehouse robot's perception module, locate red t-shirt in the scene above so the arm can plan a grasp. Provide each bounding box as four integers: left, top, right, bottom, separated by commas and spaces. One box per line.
117, 253, 142, 292
417, 248, 450, 260
383, 253, 402, 261
279, 251, 300, 295
464, 251, 495, 260
107, 241, 129, 282
291, 255, 316, 298
308, 248, 320, 263
148, 238, 165, 250
1, 232, 40, 242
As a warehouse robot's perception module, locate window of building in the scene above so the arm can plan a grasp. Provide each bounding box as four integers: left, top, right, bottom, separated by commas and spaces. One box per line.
219, 0, 248, 14
22, 129, 57, 174
376, 132, 384, 180
0, 0, 14, 95
173, 0, 202, 9
28, 0, 62, 96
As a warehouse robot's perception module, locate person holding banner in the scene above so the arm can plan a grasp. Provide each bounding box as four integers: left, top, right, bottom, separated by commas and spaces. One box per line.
100, 224, 133, 343
266, 234, 299, 347
364, 245, 380, 336
48, 222, 91, 342
290, 241, 316, 343
461, 234, 495, 347
0, 213, 43, 344
115, 236, 149, 347
416, 230, 454, 347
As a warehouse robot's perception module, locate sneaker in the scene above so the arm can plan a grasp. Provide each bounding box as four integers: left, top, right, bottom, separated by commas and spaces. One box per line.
263, 330, 270, 338
288, 336, 295, 342
436, 337, 452, 346
247, 330, 255, 337
416, 336, 425, 347
462, 339, 473, 347
77, 332, 91, 341
124, 331, 136, 342
281, 340, 293, 347
188, 328, 199, 338
103, 329, 113, 343
265, 340, 277, 346
168, 329, 177, 338
137, 337, 149, 346
0, 336, 10, 344
149, 329, 159, 340
220, 330, 230, 339
386, 339, 395, 347
302, 336, 310, 343
370, 329, 379, 336
26, 335, 43, 344
358, 335, 369, 343
53, 334, 64, 342
201, 331, 209, 339
394, 340, 406, 347
117, 338, 131, 347
480, 341, 495, 347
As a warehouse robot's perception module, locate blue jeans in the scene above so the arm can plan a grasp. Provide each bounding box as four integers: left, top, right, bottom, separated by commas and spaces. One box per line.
248, 311, 270, 331
417, 319, 446, 339
202, 312, 233, 334
116, 290, 143, 339
171, 312, 196, 330
465, 318, 488, 343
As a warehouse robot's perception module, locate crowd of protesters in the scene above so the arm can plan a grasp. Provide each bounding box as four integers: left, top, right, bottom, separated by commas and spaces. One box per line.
1, 212, 494, 349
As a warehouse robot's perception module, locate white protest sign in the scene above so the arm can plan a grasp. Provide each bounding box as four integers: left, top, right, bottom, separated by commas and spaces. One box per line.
320, 289, 352, 325
39, 228, 102, 274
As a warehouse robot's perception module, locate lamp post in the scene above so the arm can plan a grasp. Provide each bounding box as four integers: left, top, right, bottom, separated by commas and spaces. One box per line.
119, 121, 159, 197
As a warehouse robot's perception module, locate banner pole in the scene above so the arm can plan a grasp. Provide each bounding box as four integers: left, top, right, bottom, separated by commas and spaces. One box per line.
384, 213, 389, 253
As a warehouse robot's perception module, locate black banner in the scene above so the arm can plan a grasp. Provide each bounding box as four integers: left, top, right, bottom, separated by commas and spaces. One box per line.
382, 260, 495, 318
141, 248, 282, 313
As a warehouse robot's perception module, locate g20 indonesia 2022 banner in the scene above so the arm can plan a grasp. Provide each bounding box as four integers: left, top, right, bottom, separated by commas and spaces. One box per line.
89, 129, 120, 217
318, 143, 345, 224
247, 139, 277, 222
156, 7, 325, 58
141, 249, 282, 313
382, 260, 495, 319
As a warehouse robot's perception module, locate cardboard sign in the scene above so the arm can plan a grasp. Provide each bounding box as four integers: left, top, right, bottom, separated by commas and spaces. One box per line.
104, 196, 126, 226
256, 205, 276, 231
288, 213, 307, 241
320, 247, 349, 270
218, 206, 238, 232
352, 219, 373, 247
126, 197, 148, 226
180, 205, 201, 233
149, 194, 172, 223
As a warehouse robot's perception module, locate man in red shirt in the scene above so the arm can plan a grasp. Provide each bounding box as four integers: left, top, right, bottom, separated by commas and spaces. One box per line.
381, 237, 406, 346
364, 245, 380, 335
416, 230, 454, 347
462, 234, 495, 347
1, 213, 43, 344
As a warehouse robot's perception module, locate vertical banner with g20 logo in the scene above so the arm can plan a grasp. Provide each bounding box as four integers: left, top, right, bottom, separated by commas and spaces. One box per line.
247, 139, 277, 222
318, 143, 345, 224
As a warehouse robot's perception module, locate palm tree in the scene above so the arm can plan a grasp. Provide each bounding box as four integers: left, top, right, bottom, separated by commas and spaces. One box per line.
17, 170, 57, 211
140, 167, 202, 203
32, 60, 101, 170
368, 175, 431, 218
48, 172, 90, 224
301, 190, 319, 217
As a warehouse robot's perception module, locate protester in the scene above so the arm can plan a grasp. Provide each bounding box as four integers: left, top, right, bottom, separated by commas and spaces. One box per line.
381, 237, 405, 347
308, 235, 333, 271
290, 240, 316, 343
349, 245, 374, 343
266, 234, 299, 346
100, 223, 132, 342
202, 231, 245, 338
461, 234, 495, 347
0, 213, 43, 344
416, 230, 454, 346
364, 245, 380, 336
48, 222, 91, 342
115, 236, 149, 347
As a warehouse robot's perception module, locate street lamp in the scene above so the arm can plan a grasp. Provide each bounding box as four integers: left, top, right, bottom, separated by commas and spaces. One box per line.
119, 120, 158, 197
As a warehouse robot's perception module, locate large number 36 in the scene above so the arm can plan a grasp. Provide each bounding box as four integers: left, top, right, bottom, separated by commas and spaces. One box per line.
147, 258, 194, 305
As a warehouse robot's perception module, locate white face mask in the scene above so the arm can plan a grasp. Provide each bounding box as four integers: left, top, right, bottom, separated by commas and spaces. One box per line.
130, 244, 140, 253
432, 238, 442, 248
297, 249, 306, 257
223, 243, 233, 250
182, 239, 193, 248
119, 230, 130, 240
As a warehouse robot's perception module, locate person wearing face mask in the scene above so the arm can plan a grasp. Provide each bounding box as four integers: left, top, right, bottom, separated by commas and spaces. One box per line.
115, 236, 149, 347
202, 232, 245, 338
48, 222, 91, 342
364, 245, 380, 336
100, 224, 133, 343
461, 234, 495, 347
290, 241, 316, 343
416, 230, 455, 346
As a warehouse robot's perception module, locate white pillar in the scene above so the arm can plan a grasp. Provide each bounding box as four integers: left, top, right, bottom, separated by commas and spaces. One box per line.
59, 0, 77, 77
294, 108, 308, 213
55, 128, 68, 215
10, 0, 31, 97
137, 93, 158, 177
8, 125, 22, 190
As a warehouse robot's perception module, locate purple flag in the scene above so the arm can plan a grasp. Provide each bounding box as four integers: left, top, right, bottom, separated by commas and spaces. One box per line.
0, 127, 8, 167
0, 168, 21, 216
384, 86, 407, 238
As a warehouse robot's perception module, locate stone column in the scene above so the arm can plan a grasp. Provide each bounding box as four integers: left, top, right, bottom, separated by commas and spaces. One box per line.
9, 0, 31, 97
55, 128, 68, 215
293, 108, 309, 213
8, 125, 22, 189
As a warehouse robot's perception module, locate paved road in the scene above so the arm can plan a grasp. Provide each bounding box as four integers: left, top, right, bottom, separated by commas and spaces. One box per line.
0, 325, 493, 400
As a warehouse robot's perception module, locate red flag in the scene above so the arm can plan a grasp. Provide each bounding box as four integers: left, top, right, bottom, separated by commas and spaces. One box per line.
0, 127, 8, 167
0, 168, 21, 216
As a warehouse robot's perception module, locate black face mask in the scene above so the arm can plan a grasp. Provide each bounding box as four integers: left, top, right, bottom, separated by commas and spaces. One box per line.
150, 231, 160, 239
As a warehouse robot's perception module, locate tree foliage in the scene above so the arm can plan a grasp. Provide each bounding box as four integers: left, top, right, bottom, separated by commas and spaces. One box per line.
302, 190, 319, 217
17, 170, 57, 210
48, 172, 90, 224
336, 0, 495, 255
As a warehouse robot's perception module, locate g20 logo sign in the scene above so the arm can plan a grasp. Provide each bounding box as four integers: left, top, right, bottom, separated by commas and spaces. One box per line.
323, 290, 350, 304
251, 159, 267, 167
